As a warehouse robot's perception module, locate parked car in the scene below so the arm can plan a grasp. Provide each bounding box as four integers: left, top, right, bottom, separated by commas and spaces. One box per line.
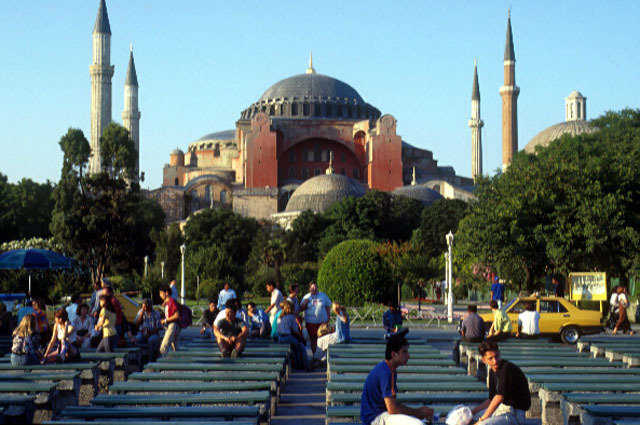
480, 296, 603, 343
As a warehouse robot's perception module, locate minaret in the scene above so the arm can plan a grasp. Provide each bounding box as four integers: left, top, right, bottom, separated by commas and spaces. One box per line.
123, 45, 141, 181
89, 0, 115, 174
411, 166, 417, 186
469, 60, 484, 180
565, 91, 586, 122
500, 11, 519, 171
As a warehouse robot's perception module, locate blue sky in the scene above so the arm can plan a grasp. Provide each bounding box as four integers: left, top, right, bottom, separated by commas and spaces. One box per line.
1, 0, 639, 189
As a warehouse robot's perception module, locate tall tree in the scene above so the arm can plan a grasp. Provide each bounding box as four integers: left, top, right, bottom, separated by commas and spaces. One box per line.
51, 125, 164, 285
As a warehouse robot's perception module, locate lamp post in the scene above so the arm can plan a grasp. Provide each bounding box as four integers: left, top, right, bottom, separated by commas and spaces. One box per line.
180, 244, 186, 304
144, 256, 149, 278
160, 261, 165, 279
446, 231, 454, 323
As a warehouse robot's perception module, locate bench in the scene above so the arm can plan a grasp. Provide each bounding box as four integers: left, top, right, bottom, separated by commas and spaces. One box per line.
0, 395, 36, 424
577, 405, 640, 425
0, 371, 80, 408
91, 391, 271, 420
562, 393, 640, 425
325, 404, 456, 425
538, 382, 640, 425
328, 351, 448, 359
0, 382, 58, 423
110, 381, 278, 414
143, 362, 287, 384
326, 381, 487, 404
328, 391, 487, 406
330, 364, 464, 374
45, 422, 257, 425
156, 356, 285, 364
57, 405, 260, 421
329, 373, 475, 383
0, 362, 99, 404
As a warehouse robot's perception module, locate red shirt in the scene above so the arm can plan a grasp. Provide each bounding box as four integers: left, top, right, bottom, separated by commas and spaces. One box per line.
110, 296, 123, 326
164, 297, 178, 322
32, 310, 49, 333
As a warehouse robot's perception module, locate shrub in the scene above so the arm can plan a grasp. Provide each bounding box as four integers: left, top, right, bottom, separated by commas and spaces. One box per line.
317, 239, 393, 307
246, 265, 277, 297
197, 278, 231, 302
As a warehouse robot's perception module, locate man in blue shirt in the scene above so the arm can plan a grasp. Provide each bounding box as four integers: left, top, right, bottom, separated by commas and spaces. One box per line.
360, 329, 433, 425
382, 301, 403, 339
490, 277, 505, 309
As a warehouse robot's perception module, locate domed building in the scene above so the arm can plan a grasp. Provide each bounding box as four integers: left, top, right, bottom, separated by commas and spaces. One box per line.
524, 91, 597, 154
148, 56, 472, 223
392, 170, 443, 205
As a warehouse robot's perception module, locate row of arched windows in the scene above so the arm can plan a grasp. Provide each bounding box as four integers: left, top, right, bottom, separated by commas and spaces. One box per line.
242, 101, 380, 120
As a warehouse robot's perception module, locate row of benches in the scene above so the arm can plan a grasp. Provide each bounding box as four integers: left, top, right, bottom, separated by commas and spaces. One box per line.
41, 332, 293, 425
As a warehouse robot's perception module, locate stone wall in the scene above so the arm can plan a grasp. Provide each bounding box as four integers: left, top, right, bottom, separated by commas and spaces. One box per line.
232, 187, 279, 220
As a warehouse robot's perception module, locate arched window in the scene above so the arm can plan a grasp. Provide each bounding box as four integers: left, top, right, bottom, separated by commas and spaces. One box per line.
326, 104, 332, 117
289, 150, 296, 163
353, 168, 360, 179
315, 168, 322, 176
291, 103, 298, 116
269, 105, 275, 115
220, 190, 227, 204
174, 177, 179, 186
288, 167, 296, 178
303, 103, 310, 116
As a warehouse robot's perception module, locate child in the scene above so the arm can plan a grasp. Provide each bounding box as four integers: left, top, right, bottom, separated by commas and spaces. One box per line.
11, 315, 41, 366
95, 295, 118, 352
43, 309, 78, 363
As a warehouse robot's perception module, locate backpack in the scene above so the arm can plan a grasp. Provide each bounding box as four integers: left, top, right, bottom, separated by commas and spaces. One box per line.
177, 304, 192, 329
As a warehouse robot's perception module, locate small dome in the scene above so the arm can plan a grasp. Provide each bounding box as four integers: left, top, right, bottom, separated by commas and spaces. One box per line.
285, 173, 366, 213
567, 90, 585, 99
524, 120, 596, 154
171, 148, 184, 156
392, 184, 443, 205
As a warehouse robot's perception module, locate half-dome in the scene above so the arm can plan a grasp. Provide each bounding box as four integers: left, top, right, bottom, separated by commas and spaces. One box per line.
524, 120, 596, 154
285, 173, 366, 213
392, 184, 443, 205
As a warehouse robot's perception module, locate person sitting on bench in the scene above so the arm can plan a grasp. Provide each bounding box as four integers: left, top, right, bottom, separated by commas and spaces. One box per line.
516, 302, 540, 339
200, 299, 218, 338
360, 329, 434, 425
246, 302, 270, 338
487, 300, 511, 342
214, 301, 248, 358
461, 304, 485, 342
382, 301, 403, 339
471, 341, 531, 425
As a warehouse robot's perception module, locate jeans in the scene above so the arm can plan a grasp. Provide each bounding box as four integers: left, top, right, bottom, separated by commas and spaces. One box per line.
11, 353, 39, 366
159, 323, 180, 355
477, 404, 526, 425
278, 334, 309, 371
136, 333, 161, 352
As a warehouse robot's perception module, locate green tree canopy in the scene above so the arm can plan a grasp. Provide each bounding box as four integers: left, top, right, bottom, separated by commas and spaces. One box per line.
456, 109, 640, 291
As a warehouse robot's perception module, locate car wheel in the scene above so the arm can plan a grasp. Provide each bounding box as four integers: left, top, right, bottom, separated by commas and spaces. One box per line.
560, 326, 580, 344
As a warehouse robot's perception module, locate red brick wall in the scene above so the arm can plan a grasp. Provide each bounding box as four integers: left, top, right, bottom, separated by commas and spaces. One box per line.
245, 113, 278, 188
367, 115, 403, 191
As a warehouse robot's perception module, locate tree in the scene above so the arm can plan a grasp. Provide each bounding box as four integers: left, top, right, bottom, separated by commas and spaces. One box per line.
376, 241, 431, 304
183, 208, 259, 267
456, 109, 640, 291
51, 125, 164, 286
284, 210, 328, 263
262, 238, 286, 287
317, 239, 392, 306
151, 223, 184, 280
411, 199, 469, 259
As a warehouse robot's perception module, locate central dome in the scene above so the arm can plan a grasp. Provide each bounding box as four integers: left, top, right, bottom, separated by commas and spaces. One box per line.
259, 73, 365, 104
240, 68, 381, 121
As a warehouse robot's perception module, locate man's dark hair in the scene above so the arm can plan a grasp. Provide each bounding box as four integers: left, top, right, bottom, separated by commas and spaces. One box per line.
159, 284, 171, 294
467, 304, 478, 313
289, 284, 298, 292
265, 281, 275, 288
526, 302, 536, 312
489, 300, 498, 309
225, 299, 236, 310
478, 341, 500, 356
385, 328, 409, 360
103, 286, 113, 295
208, 299, 216, 305
247, 302, 256, 309
72, 293, 82, 303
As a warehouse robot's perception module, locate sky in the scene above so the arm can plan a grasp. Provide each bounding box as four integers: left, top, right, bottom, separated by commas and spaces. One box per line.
1, 0, 639, 189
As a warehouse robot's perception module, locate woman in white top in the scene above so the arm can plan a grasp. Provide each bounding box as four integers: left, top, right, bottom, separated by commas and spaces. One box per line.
613, 286, 634, 335
72, 304, 96, 349
43, 309, 78, 363
516, 302, 540, 338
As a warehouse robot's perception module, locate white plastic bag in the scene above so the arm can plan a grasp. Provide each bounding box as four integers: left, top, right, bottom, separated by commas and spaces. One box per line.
445, 405, 473, 425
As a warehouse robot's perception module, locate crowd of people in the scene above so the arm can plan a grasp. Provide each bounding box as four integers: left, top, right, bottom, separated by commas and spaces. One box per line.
197, 281, 352, 370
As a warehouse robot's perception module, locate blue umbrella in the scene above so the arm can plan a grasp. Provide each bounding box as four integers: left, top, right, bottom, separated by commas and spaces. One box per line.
0, 249, 75, 296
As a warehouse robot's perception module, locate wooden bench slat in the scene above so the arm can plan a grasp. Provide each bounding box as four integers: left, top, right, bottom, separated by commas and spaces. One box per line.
60, 405, 260, 418
92, 391, 270, 405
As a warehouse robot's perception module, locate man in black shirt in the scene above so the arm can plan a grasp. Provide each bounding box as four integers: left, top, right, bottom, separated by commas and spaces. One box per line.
200, 299, 218, 338
471, 341, 530, 425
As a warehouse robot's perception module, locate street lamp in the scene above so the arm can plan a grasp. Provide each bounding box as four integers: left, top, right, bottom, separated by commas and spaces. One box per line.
144, 256, 149, 278
160, 261, 165, 279
446, 230, 454, 323
180, 244, 186, 304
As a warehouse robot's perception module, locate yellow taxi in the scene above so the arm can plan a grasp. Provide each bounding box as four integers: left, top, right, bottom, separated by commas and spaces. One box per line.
480, 296, 603, 343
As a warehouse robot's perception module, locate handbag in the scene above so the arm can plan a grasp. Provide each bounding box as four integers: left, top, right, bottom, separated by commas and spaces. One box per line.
445, 405, 473, 425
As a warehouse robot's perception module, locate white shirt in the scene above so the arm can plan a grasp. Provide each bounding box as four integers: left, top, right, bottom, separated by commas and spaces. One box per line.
66, 304, 78, 323
269, 289, 284, 320
301, 292, 332, 324
217, 288, 237, 310
610, 293, 619, 312
618, 293, 629, 309
518, 310, 540, 335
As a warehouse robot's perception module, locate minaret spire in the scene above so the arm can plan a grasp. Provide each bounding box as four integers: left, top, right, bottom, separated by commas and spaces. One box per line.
123, 47, 141, 182
325, 151, 334, 174
411, 167, 417, 186
500, 10, 519, 171
469, 60, 484, 181
306, 51, 316, 74
89, 0, 114, 174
